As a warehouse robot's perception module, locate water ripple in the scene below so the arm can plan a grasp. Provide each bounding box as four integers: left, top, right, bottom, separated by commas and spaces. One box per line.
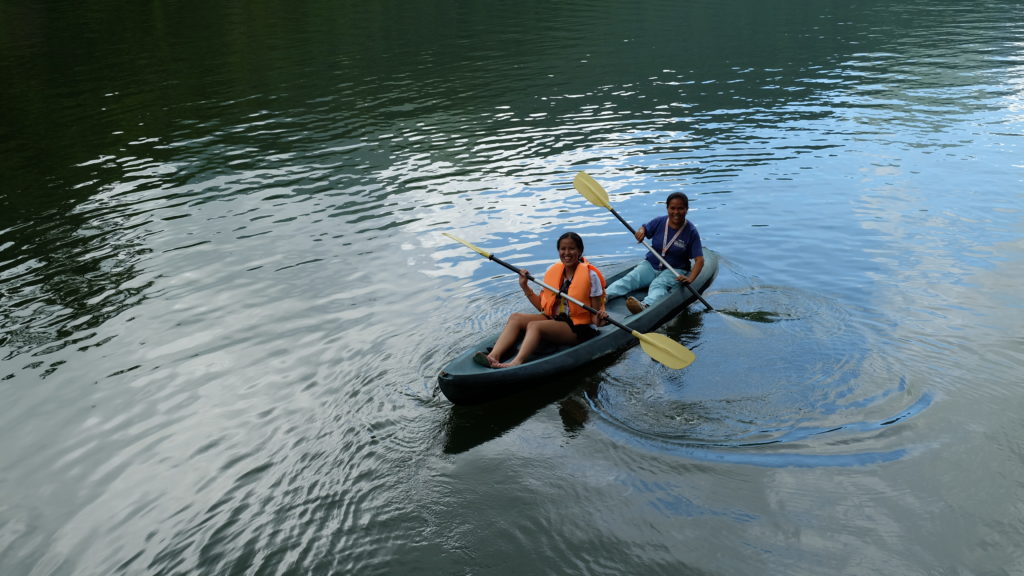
585, 286, 933, 467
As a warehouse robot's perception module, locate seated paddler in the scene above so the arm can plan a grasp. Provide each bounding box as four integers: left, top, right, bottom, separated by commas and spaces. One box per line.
474, 231, 607, 369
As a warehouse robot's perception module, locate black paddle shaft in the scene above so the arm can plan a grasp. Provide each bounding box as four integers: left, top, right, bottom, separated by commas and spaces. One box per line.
610, 208, 639, 237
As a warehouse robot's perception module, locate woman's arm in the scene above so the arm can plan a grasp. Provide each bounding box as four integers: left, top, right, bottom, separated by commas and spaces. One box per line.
519, 270, 543, 311
677, 255, 705, 284
590, 294, 606, 325
588, 267, 606, 325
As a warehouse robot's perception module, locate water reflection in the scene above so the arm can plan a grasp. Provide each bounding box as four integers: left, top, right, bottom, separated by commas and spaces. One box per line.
441, 381, 579, 454
0, 202, 152, 379
440, 357, 615, 454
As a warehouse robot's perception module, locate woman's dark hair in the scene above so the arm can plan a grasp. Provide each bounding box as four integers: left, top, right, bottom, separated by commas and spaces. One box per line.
666, 192, 689, 208
557, 231, 584, 253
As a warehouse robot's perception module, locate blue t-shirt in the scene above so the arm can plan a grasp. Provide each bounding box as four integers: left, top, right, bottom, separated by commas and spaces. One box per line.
642, 215, 702, 272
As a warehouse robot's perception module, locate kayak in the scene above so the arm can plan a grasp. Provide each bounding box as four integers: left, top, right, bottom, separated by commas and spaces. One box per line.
437, 249, 719, 405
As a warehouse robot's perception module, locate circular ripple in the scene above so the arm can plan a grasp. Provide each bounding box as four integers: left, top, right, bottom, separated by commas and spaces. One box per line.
586, 285, 930, 466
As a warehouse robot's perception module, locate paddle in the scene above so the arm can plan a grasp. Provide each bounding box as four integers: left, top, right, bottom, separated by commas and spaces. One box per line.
573, 171, 715, 311
443, 232, 695, 370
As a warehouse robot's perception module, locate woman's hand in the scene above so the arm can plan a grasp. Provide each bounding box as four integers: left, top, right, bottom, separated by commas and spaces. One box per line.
675, 274, 691, 285
520, 269, 542, 310
518, 269, 530, 289
596, 309, 609, 326
634, 226, 646, 242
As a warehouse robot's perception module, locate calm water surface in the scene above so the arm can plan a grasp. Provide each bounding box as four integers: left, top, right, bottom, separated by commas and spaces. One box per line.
1, 0, 1023, 574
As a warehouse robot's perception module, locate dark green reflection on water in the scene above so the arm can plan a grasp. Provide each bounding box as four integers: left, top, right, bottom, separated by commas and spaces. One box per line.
716, 309, 782, 323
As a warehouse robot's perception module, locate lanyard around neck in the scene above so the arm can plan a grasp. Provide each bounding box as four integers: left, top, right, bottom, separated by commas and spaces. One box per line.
661, 220, 686, 257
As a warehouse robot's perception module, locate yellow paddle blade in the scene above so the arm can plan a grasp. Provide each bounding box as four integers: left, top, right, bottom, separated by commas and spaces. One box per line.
443, 232, 492, 259
633, 331, 696, 369
573, 171, 612, 210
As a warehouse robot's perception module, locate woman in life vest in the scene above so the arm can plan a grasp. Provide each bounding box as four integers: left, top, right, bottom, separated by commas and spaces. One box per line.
475, 232, 607, 369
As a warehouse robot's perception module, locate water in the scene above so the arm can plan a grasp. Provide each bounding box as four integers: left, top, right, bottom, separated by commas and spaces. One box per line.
2, 0, 1023, 574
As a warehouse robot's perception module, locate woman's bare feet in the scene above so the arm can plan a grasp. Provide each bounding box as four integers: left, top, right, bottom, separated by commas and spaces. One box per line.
473, 352, 501, 368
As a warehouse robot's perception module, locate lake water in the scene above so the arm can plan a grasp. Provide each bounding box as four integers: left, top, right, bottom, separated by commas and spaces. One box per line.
2, 1, 1023, 574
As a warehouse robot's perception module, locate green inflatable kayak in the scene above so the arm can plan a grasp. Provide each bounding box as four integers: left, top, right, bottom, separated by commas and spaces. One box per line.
438, 249, 718, 405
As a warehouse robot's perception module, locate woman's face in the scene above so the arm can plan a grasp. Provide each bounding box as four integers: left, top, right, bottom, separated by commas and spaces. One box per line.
557, 237, 582, 267
667, 198, 688, 227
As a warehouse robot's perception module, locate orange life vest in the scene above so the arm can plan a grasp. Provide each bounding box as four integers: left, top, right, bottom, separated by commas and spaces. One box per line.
540, 258, 606, 326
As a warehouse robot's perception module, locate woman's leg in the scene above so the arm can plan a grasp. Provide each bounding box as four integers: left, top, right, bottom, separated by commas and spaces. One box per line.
605, 261, 658, 300
488, 313, 548, 366
643, 269, 680, 306
496, 319, 577, 368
